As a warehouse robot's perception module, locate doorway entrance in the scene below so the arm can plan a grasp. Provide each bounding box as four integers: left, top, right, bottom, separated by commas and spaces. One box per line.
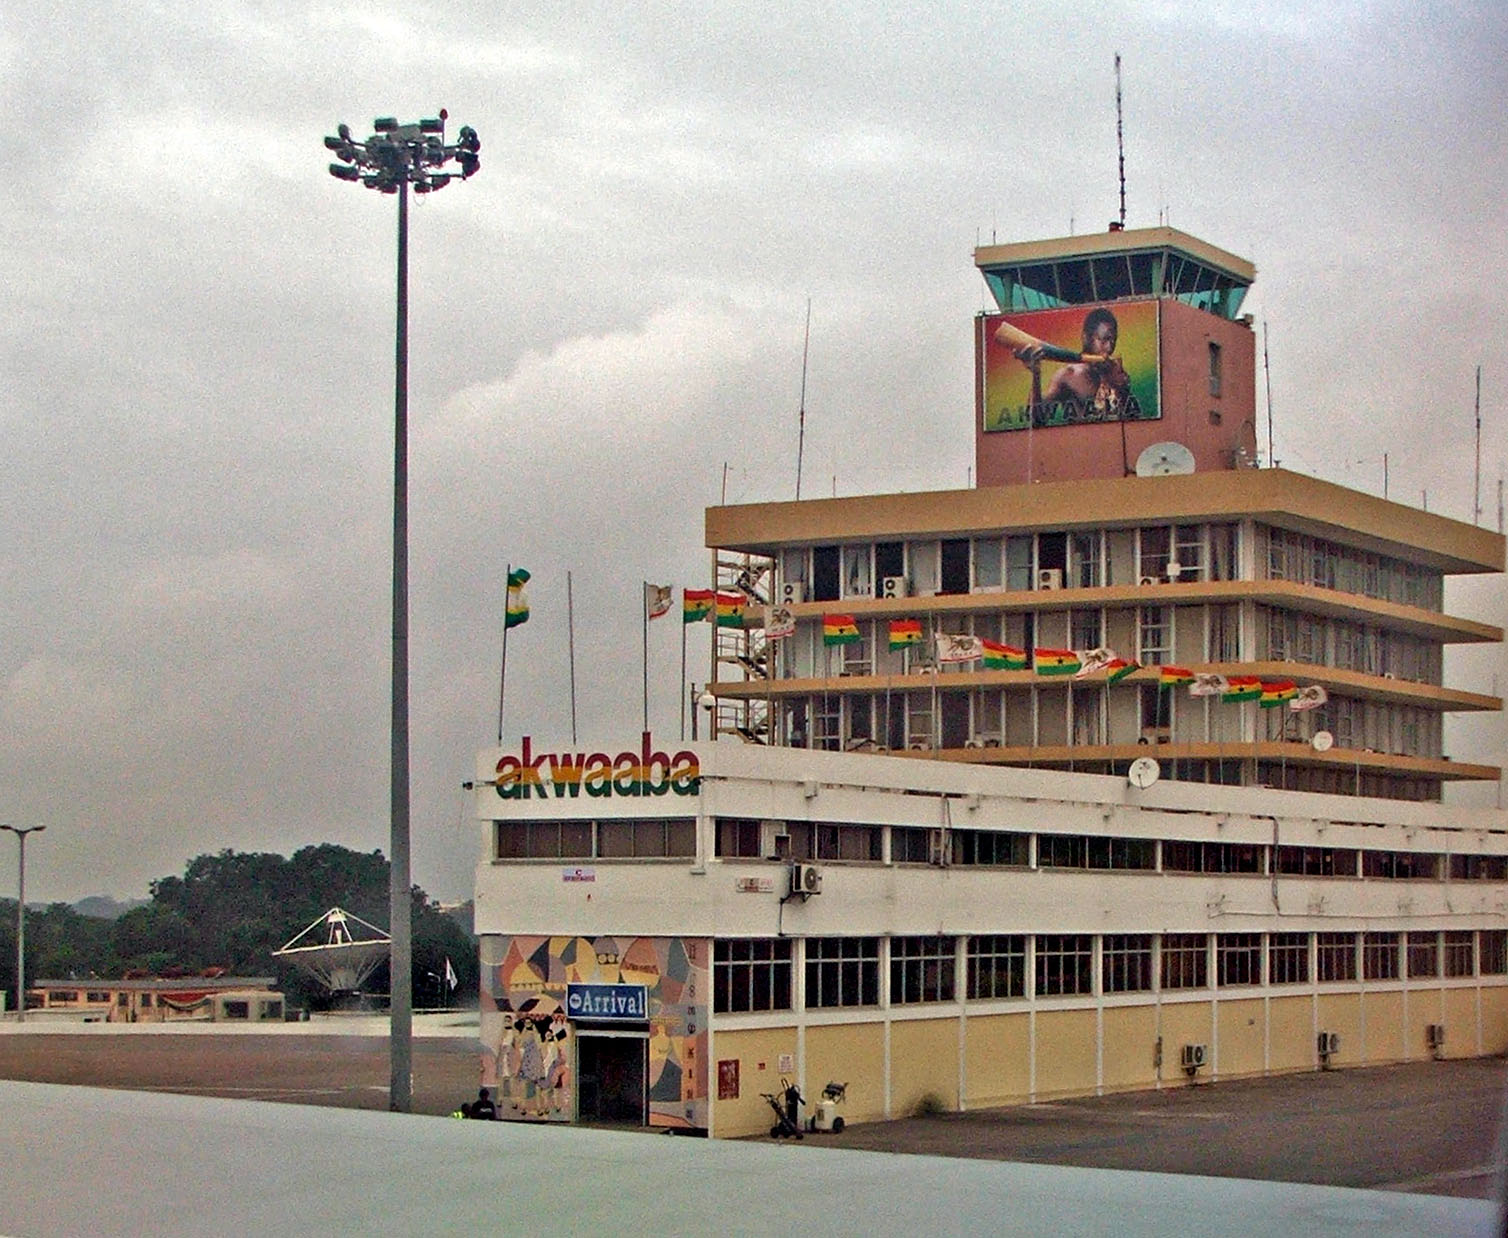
576, 1033, 647, 1124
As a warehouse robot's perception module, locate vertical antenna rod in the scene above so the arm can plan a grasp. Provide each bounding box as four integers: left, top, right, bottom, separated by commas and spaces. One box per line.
1474, 365, 1482, 524
1115, 53, 1126, 227
796, 298, 811, 500
1263, 321, 1275, 466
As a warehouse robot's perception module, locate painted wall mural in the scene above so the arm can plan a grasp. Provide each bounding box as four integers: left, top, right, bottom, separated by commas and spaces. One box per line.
478, 933, 709, 1130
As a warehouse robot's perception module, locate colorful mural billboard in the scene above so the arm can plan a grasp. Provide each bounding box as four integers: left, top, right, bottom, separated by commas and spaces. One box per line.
479, 933, 709, 1130
979, 300, 1160, 432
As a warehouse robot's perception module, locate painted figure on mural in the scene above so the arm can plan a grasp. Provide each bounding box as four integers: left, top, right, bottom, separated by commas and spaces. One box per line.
1014, 306, 1134, 425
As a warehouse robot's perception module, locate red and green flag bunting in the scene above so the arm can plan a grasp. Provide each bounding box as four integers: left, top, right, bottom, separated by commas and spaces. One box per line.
682, 588, 714, 623
1033, 647, 1081, 676
982, 640, 1028, 670
888, 618, 924, 650
823, 614, 860, 646
1259, 680, 1298, 708
1221, 675, 1262, 703
715, 591, 746, 628
1159, 665, 1195, 689
1105, 657, 1140, 685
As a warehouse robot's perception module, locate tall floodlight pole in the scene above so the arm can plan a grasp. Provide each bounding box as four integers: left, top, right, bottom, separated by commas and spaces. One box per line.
2, 825, 45, 1023
323, 113, 480, 1112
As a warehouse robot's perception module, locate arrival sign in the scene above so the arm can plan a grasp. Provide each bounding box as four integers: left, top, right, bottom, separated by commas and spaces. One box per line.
566, 983, 648, 1022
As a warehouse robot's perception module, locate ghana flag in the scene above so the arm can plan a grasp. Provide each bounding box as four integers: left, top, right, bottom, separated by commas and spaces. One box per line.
683, 587, 714, 623
888, 618, 923, 650
505, 568, 531, 628
823, 614, 860, 645
1159, 665, 1195, 689
1260, 680, 1298, 708
715, 591, 746, 628
1034, 647, 1081, 676
1222, 675, 1262, 703
1105, 657, 1140, 684
982, 640, 1028, 670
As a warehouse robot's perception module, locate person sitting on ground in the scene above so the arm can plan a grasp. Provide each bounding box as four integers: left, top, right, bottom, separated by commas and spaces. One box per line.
469, 1087, 496, 1120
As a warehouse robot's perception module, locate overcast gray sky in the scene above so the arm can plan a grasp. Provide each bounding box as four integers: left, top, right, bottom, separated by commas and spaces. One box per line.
2, 1, 1504, 906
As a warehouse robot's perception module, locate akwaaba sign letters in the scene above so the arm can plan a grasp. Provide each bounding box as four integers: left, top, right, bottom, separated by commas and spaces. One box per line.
494, 732, 700, 800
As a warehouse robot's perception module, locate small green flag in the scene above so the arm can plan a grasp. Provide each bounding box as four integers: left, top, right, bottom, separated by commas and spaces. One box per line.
506, 568, 530, 628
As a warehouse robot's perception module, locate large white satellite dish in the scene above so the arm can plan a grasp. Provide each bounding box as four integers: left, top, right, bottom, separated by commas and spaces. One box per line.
1128, 756, 1162, 789
1134, 441, 1196, 477
1311, 731, 1335, 752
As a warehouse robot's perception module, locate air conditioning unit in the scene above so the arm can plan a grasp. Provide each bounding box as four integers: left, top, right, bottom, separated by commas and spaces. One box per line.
1138, 575, 1159, 586
1180, 1043, 1207, 1072
1036, 568, 1063, 591
1426, 1023, 1445, 1050
881, 575, 910, 599
790, 862, 823, 897
778, 581, 806, 605
964, 737, 986, 749
760, 820, 790, 860
1317, 1031, 1340, 1058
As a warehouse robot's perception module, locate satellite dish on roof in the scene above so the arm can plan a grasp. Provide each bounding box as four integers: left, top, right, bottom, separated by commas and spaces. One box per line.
1128, 756, 1161, 789
1134, 441, 1196, 477
1312, 731, 1335, 752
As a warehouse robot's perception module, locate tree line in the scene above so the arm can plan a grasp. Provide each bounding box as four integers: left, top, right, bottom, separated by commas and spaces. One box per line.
0, 844, 476, 1012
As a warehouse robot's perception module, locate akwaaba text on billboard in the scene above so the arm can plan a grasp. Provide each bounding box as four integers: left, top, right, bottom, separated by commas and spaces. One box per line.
979, 299, 1160, 432
493, 732, 700, 800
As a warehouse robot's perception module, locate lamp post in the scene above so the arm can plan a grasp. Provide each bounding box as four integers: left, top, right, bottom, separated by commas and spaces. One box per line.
1, 825, 45, 1023
323, 113, 480, 1112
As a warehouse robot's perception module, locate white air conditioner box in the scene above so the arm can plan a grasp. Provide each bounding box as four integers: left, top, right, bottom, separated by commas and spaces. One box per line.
1180, 1043, 1207, 1070
790, 862, 823, 897
1139, 575, 1159, 586
1036, 568, 1063, 591
1426, 1023, 1445, 1049
778, 581, 806, 605
1317, 1031, 1340, 1056
880, 575, 909, 599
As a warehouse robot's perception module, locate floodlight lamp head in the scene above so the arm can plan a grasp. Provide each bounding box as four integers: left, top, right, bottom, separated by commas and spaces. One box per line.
419, 117, 444, 133
457, 125, 480, 153
459, 152, 479, 178
373, 116, 398, 132
323, 134, 344, 152
337, 123, 352, 141
329, 162, 361, 181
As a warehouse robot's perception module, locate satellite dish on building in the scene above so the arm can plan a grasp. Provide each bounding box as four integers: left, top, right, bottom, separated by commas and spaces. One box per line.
1311, 731, 1335, 752
1128, 756, 1162, 789
1134, 442, 1196, 477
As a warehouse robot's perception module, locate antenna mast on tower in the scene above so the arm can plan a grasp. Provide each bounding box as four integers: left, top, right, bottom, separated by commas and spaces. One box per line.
1115, 53, 1126, 228
796, 297, 811, 500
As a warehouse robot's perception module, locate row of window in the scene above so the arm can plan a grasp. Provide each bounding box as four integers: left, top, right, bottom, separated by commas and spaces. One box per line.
713, 929, 1508, 1013
1263, 528, 1441, 610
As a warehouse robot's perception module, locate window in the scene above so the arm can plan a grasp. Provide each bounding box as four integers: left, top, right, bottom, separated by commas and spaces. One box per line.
1138, 606, 1170, 662
222, 1000, 249, 1020
812, 824, 882, 862
806, 937, 879, 1008
1406, 932, 1439, 979
1316, 933, 1357, 982
1163, 841, 1263, 874
1208, 341, 1223, 397
891, 826, 934, 864
1480, 931, 1508, 975
1443, 931, 1474, 978
1035, 934, 1094, 997
1086, 837, 1157, 870
1005, 536, 1034, 591
497, 818, 691, 860
140, 993, 153, 1008
952, 830, 1029, 866
1161, 934, 1209, 990
1138, 527, 1170, 582
1274, 847, 1358, 877
261, 1000, 283, 1020
1070, 608, 1102, 652
1037, 834, 1087, 868
1363, 932, 1399, 981
1363, 852, 1439, 879
86, 991, 110, 1003
1450, 854, 1508, 880
715, 939, 793, 1013
494, 820, 592, 860
116, 993, 129, 1007
597, 818, 696, 859
715, 818, 762, 858
1102, 935, 1153, 993
842, 544, 872, 599
891, 936, 956, 1004
973, 537, 1002, 589
1268, 933, 1309, 985
967, 935, 1026, 999
1217, 934, 1262, 986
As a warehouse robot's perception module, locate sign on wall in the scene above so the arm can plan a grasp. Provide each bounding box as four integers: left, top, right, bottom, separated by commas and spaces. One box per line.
566, 983, 649, 1022
493, 732, 700, 800
980, 300, 1160, 432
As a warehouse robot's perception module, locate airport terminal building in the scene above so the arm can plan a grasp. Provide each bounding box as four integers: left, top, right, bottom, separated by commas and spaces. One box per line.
472, 225, 1506, 1137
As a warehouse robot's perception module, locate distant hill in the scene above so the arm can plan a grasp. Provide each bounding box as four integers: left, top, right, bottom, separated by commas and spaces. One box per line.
72, 895, 149, 920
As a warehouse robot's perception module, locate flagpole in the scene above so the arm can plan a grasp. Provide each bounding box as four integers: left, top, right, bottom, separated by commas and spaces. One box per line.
497, 561, 510, 744
642, 580, 650, 734
680, 613, 688, 742
568, 570, 578, 746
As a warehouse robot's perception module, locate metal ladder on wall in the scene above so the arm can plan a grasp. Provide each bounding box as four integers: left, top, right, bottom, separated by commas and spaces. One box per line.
709, 551, 774, 742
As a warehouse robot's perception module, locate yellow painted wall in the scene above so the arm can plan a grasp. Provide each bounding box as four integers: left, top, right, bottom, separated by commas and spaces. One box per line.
1482, 986, 1508, 1054
1102, 1005, 1159, 1092
1267, 995, 1314, 1073
1441, 989, 1477, 1059
1315, 993, 1362, 1068
1215, 998, 1265, 1077
1360, 990, 1404, 1062
807, 1021, 887, 1126
1158, 998, 1215, 1085
708, 1026, 799, 1138
964, 1012, 1031, 1108
890, 1017, 960, 1116
1035, 1008, 1097, 1098
1404, 987, 1445, 1061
